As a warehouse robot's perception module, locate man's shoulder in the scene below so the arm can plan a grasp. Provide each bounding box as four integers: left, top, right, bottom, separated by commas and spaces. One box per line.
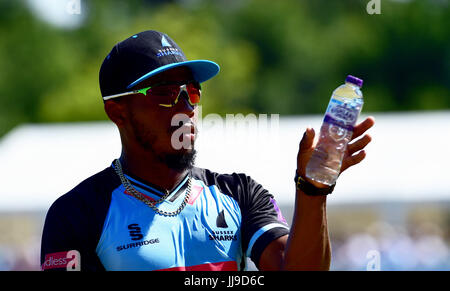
48, 166, 120, 214
191, 167, 261, 201
192, 167, 252, 186
42, 166, 120, 270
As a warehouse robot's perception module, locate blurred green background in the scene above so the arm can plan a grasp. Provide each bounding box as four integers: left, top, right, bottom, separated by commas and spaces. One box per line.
0, 0, 449, 138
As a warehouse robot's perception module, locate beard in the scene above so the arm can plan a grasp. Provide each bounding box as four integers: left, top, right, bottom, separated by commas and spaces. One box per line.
129, 114, 197, 172
161, 148, 197, 172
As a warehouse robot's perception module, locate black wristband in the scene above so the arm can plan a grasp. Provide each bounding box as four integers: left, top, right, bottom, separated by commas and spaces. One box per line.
294, 172, 335, 196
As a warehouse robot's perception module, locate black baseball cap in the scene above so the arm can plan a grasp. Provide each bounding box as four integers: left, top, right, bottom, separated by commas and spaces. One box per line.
99, 30, 220, 98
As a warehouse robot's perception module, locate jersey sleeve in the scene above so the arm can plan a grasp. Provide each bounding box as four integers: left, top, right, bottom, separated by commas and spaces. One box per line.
238, 174, 290, 268
40, 167, 118, 271
40, 194, 105, 271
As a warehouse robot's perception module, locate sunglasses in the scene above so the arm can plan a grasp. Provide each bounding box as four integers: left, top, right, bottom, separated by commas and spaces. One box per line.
102, 80, 201, 107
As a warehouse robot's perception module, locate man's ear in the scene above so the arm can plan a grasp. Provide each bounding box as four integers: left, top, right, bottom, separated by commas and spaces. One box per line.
104, 100, 127, 127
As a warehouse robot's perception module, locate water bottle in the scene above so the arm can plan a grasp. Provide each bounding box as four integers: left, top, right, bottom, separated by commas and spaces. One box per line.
305, 75, 364, 186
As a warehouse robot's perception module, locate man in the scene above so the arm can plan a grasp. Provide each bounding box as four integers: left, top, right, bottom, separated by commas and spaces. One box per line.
40, 30, 374, 271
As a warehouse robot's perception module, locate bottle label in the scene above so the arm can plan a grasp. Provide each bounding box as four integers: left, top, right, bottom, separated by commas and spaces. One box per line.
324, 99, 359, 131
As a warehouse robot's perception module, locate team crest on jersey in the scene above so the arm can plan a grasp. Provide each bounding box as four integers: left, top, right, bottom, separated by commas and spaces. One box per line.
208, 210, 237, 241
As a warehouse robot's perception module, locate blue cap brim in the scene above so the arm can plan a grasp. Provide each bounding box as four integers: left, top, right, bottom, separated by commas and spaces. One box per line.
127, 60, 220, 89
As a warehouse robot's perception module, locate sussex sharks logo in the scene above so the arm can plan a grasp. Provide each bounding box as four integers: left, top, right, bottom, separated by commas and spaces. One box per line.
209, 210, 237, 241
156, 35, 183, 58
161, 35, 172, 47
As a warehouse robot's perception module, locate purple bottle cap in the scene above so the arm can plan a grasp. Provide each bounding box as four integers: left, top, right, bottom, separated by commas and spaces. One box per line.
346, 75, 363, 87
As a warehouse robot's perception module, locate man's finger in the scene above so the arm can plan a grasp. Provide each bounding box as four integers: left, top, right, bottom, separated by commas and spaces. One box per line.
347, 134, 372, 155
341, 150, 366, 173
352, 116, 375, 140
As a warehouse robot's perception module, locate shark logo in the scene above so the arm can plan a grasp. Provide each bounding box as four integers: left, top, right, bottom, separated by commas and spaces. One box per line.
161, 35, 172, 47
209, 210, 237, 241
216, 210, 228, 228
156, 35, 182, 58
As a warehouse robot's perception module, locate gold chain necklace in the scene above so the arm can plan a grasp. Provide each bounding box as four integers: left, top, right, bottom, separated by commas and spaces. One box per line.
113, 159, 191, 217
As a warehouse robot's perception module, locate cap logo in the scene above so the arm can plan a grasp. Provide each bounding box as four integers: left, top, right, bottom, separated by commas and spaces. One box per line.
156, 35, 183, 58
161, 35, 172, 47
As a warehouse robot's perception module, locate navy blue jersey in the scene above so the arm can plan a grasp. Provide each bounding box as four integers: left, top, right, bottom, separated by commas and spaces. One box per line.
40, 163, 289, 271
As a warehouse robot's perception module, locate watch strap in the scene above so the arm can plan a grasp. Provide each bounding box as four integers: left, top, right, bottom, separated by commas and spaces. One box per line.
294, 172, 335, 196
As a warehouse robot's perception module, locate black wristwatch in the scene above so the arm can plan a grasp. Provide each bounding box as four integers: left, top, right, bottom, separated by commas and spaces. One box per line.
294, 172, 335, 196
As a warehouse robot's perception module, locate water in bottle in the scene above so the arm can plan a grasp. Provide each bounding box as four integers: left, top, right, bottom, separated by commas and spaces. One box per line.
305, 75, 364, 185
